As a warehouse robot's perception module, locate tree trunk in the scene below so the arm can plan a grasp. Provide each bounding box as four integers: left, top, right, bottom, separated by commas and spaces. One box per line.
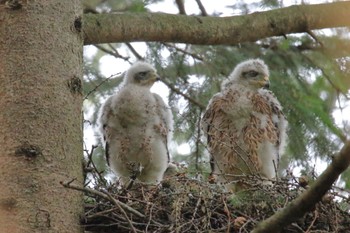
0, 1, 83, 233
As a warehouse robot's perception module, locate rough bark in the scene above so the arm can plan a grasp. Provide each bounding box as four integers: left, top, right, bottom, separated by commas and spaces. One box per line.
252, 141, 350, 233
83, 1, 350, 45
0, 1, 84, 233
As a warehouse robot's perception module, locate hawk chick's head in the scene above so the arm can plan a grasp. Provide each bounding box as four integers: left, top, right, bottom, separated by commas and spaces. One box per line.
226, 59, 270, 90
124, 61, 159, 87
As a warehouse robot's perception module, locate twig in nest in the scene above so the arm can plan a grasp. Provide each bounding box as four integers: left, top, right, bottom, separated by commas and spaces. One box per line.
102, 190, 137, 233
305, 210, 318, 233
240, 219, 252, 233
85, 207, 118, 221
145, 204, 155, 232
222, 195, 231, 232
190, 196, 202, 231
60, 180, 145, 218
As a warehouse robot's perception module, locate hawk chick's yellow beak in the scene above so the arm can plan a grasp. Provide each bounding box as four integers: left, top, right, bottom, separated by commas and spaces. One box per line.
256, 76, 270, 89
150, 71, 160, 81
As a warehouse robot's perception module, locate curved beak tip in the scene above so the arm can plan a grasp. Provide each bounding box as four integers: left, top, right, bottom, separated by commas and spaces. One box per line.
262, 76, 270, 89
263, 81, 270, 89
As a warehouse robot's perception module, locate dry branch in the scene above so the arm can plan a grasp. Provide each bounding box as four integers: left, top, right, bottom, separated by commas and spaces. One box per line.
83, 2, 350, 45
60, 181, 145, 218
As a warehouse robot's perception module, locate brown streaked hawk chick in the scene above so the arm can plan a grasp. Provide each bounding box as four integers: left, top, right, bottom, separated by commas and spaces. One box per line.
98, 61, 173, 185
201, 59, 288, 190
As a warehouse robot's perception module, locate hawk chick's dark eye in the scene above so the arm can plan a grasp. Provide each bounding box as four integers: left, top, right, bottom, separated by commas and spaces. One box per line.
135, 71, 149, 80
246, 70, 259, 77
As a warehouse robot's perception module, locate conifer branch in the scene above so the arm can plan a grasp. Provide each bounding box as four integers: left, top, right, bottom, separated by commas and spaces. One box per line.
84, 2, 350, 45
252, 141, 350, 233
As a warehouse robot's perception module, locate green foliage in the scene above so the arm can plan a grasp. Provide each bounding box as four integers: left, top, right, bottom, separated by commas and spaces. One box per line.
82, 0, 350, 185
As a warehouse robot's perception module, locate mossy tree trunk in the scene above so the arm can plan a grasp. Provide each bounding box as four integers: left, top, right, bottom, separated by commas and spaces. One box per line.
0, 1, 84, 233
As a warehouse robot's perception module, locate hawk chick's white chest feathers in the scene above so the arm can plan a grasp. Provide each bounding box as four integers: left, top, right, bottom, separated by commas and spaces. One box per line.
201, 59, 288, 190
98, 62, 173, 185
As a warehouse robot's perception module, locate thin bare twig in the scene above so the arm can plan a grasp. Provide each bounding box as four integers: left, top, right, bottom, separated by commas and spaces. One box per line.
195, 110, 202, 171
60, 181, 145, 218
175, 0, 186, 15
305, 210, 318, 233
145, 204, 155, 232
84, 73, 120, 100
195, 0, 208, 16
94, 44, 130, 61
85, 207, 118, 220
301, 54, 348, 142
163, 43, 204, 61
302, 54, 346, 97
125, 43, 144, 60
161, 78, 205, 109
84, 145, 106, 184
307, 30, 324, 47
103, 190, 137, 233
222, 195, 231, 232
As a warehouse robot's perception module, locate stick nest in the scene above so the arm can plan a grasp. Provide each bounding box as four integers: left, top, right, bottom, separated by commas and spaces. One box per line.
72, 169, 350, 233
